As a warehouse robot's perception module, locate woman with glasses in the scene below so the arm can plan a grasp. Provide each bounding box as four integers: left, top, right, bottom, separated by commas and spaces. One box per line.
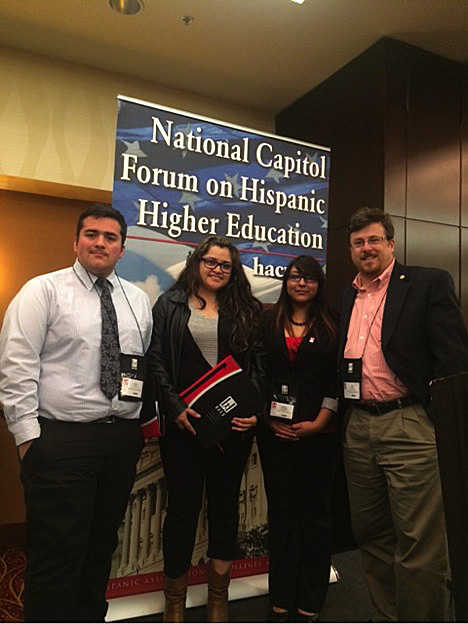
258, 255, 339, 623
148, 236, 266, 623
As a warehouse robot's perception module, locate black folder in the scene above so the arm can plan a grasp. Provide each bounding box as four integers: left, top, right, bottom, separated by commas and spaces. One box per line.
179, 355, 264, 449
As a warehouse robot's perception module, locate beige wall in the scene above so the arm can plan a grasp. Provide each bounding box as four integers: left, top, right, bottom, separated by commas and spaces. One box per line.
0, 46, 274, 191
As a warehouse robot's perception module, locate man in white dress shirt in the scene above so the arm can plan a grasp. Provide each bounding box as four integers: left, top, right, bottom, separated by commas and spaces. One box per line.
0, 205, 152, 622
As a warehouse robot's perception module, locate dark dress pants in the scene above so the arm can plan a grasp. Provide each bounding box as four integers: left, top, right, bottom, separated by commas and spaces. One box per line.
258, 425, 338, 613
159, 424, 253, 578
20, 418, 144, 623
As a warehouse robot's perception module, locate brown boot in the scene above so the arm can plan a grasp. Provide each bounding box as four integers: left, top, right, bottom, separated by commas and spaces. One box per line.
207, 560, 230, 622
164, 572, 188, 622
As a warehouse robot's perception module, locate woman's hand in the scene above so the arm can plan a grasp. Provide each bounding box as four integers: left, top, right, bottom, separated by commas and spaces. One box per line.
175, 407, 201, 435
231, 415, 257, 432
268, 419, 299, 442
290, 420, 321, 438
289, 408, 333, 438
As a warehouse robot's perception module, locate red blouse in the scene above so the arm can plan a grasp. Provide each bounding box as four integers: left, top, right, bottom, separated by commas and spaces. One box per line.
285, 335, 303, 362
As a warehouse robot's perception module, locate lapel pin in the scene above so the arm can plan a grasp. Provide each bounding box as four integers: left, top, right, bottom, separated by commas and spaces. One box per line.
400, 274, 405, 280
309, 337, 315, 343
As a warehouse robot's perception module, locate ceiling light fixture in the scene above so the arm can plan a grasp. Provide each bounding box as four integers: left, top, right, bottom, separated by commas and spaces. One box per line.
291, 0, 305, 4
109, 0, 144, 15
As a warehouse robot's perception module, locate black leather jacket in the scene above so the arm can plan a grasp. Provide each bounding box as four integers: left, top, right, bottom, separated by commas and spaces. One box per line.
148, 287, 268, 423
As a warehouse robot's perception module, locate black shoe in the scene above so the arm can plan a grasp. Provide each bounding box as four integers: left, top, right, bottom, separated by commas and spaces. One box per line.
294, 612, 319, 623
267, 610, 291, 623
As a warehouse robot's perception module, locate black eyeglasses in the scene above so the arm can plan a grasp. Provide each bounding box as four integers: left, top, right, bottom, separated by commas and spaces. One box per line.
287, 274, 318, 284
201, 257, 233, 273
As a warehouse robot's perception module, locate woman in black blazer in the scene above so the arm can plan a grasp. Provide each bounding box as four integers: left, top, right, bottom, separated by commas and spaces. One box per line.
257, 255, 339, 623
148, 236, 266, 623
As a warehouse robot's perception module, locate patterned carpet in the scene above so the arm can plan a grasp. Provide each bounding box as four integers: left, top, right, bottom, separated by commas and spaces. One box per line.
0, 548, 25, 623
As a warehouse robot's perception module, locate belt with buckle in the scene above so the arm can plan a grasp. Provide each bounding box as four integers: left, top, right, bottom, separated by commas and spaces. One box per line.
38, 416, 124, 425
355, 396, 418, 415
92, 415, 121, 424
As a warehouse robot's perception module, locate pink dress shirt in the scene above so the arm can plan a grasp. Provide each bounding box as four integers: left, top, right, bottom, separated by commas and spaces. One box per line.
344, 260, 409, 402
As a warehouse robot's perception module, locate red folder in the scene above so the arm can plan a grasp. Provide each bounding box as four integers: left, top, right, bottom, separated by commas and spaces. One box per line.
179, 355, 264, 449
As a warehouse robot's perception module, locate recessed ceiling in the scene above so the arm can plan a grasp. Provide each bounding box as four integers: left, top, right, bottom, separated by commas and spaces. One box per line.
0, 0, 466, 112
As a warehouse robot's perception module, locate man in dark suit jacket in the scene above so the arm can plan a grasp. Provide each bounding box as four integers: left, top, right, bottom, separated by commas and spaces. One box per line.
338, 207, 467, 623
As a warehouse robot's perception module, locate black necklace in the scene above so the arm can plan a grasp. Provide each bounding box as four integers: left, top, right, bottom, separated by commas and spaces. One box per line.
290, 318, 307, 327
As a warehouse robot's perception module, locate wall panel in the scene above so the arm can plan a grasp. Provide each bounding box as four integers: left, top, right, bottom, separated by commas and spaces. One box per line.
462, 120, 468, 228
406, 112, 460, 225
390, 215, 406, 265
462, 227, 468, 327
406, 220, 460, 294
0, 188, 94, 529
384, 104, 406, 217
407, 50, 462, 120
0, 190, 85, 321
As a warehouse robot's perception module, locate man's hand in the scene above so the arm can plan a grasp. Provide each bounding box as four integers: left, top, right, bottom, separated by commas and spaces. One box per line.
18, 440, 34, 461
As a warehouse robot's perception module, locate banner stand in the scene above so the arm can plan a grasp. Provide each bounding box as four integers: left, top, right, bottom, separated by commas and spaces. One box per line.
107, 574, 269, 621
107, 95, 332, 621
107, 566, 339, 621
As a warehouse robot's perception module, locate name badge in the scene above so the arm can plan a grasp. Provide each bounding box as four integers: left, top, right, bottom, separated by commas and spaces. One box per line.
121, 377, 144, 399
343, 382, 361, 400
270, 400, 295, 420
341, 357, 362, 401
119, 353, 146, 402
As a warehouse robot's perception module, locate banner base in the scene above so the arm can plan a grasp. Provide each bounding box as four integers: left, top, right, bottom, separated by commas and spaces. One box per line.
106, 573, 269, 622
106, 566, 339, 621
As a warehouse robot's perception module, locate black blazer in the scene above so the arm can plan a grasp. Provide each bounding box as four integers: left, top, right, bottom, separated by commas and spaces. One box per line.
338, 261, 468, 407
263, 310, 339, 423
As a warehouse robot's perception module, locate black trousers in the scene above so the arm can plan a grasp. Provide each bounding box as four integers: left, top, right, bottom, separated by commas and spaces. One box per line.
159, 425, 253, 578
20, 418, 144, 623
257, 425, 338, 613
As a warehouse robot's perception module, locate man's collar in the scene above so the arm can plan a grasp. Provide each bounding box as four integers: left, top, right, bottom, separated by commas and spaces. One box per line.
352, 259, 396, 292
73, 259, 117, 291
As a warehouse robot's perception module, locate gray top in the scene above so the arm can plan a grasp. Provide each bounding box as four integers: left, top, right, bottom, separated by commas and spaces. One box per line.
188, 305, 219, 368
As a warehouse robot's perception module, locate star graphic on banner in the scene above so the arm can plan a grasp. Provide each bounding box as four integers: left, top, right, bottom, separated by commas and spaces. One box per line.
304, 151, 318, 165
266, 167, 283, 183
178, 123, 194, 158
122, 140, 147, 157
225, 173, 241, 197
319, 215, 328, 229
179, 192, 201, 209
